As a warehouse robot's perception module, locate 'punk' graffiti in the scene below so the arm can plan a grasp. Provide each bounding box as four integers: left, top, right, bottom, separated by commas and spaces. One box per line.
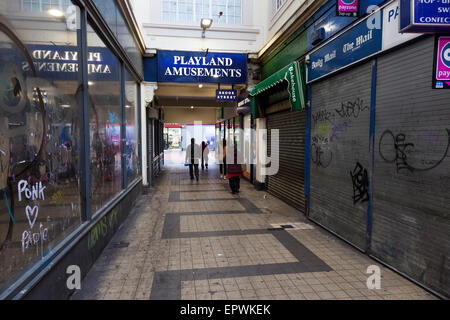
18, 179, 49, 253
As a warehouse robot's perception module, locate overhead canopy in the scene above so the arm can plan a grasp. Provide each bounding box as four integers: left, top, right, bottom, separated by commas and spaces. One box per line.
250, 61, 306, 118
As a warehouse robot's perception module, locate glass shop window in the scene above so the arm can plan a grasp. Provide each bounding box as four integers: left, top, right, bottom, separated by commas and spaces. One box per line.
0, 1, 82, 291
124, 69, 139, 186
87, 22, 123, 215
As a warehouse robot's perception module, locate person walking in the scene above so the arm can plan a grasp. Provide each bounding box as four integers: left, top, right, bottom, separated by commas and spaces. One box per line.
219, 138, 227, 179
201, 141, 209, 171
185, 138, 201, 181
226, 144, 243, 194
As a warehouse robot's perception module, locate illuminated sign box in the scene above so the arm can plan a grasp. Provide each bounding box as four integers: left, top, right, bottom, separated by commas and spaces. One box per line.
337, 0, 360, 17
400, 0, 450, 33
433, 36, 450, 89
158, 50, 247, 84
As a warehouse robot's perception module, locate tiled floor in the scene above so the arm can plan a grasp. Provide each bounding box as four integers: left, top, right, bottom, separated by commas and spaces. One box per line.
71, 161, 437, 300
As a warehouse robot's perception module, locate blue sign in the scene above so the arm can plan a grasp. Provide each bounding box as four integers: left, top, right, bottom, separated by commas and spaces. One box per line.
144, 56, 158, 82
400, 0, 450, 33
307, 13, 383, 82
158, 50, 247, 84
216, 89, 237, 101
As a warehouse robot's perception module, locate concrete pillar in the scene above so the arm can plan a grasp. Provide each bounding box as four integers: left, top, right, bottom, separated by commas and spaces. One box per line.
255, 117, 266, 190
140, 81, 158, 187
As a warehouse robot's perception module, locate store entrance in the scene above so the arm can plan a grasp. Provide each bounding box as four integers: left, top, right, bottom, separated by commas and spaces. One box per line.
164, 123, 216, 166
164, 124, 182, 150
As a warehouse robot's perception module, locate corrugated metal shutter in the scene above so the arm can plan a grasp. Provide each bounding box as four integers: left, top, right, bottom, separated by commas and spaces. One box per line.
372, 36, 450, 296
267, 107, 306, 213
309, 61, 373, 250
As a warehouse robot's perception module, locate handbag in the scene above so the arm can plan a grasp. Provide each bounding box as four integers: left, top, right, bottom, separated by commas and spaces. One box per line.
227, 163, 242, 175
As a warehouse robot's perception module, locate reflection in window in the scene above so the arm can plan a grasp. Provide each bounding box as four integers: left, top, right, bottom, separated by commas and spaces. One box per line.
0, 1, 81, 290
124, 69, 139, 186
92, 0, 143, 79
87, 24, 122, 214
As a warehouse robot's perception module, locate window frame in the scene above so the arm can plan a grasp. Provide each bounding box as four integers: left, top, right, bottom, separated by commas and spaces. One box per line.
21, 0, 71, 12
161, 0, 242, 25
275, 0, 288, 12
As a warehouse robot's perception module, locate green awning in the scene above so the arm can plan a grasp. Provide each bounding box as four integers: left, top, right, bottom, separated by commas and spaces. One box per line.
250, 61, 305, 118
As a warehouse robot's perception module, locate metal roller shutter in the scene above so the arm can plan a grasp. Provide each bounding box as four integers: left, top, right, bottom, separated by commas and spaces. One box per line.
372, 36, 450, 296
309, 61, 373, 250
267, 107, 306, 213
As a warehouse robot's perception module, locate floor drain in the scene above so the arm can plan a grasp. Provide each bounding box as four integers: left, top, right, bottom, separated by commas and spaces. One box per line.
270, 222, 315, 230
112, 241, 129, 248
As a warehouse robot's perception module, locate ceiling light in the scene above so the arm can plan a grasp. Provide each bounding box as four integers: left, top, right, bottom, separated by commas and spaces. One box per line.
125, 105, 131, 108
88, 81, 94, 86
200, 18, 213, 38
190, 106, 194, 109
60, 104, 71, 108
48, 8, 64, 18
200, 18, 213, 29
198, 84, 203, 88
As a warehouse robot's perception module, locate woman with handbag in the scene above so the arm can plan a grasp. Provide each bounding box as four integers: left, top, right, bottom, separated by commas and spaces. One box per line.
226, 145, 243, 194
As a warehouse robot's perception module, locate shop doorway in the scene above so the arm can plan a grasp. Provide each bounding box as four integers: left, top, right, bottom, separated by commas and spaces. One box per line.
164, 124, 182, 150
164, 123, 217, 165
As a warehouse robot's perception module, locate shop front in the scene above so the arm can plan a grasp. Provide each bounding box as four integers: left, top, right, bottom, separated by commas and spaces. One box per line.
0, 0, 144, 299
237, 92, 254, 183
306, 0, 450, 298
250, 61, 307, 212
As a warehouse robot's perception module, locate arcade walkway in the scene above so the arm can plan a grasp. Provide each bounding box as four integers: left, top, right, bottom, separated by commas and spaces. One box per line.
71, 162, 436, 300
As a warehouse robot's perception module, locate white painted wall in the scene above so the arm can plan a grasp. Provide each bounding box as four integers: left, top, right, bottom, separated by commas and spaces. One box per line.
267, 0, 306, 42
163, 107, 217, 124
130, 0, 317, 56
130, 0, 268, 53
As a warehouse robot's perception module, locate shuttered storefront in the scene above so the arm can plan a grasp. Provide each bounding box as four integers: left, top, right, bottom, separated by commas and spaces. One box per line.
309, 61, 373, 250
267, 107, 306, 213
372, 36, 450, 296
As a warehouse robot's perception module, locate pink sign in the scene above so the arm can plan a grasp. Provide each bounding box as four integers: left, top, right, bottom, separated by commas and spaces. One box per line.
338, 0, 358, 13
436, 37, 450, 81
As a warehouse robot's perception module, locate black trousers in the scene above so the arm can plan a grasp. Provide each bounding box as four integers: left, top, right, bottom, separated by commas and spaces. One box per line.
220, 160, 227, 175
189, 164, 199, 179
201, 158, 208, 170
229, 176, 240, 193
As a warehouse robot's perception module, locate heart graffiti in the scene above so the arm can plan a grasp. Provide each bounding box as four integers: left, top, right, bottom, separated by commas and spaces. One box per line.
26, 205, 38, 229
